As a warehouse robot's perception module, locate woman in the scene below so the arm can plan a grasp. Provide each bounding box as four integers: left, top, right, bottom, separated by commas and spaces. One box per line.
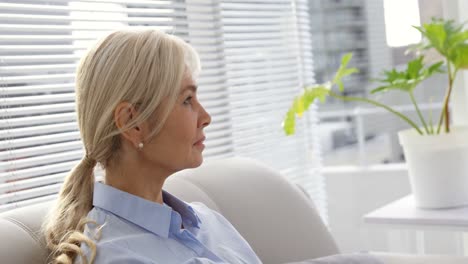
42, 29, 262, 264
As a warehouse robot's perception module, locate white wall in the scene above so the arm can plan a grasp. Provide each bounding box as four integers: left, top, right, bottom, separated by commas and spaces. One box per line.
325, 166, 467, 255
364, 0, 393, 82
325, 165, 410, 253
443, 0, 468, 127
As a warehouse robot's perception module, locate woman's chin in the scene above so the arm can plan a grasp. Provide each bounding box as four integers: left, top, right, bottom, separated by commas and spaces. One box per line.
192, 158, 203, 168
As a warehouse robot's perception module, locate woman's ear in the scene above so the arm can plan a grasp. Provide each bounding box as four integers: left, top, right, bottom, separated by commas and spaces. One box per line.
114, 102, 145, 148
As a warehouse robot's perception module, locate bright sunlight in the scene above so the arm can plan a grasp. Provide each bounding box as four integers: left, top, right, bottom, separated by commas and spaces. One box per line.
383, 0, 421, 47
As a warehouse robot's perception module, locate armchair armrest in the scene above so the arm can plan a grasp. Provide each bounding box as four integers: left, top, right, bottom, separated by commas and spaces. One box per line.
371, 251, 468, 264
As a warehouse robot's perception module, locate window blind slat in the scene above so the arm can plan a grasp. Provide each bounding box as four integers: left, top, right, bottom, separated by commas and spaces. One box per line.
0, 64, 76, 74
0, 141, 82, 160
0, 172, 66, 193
0, 122, 77, 139
227, 66, 300, 79
0, 103, 75, 118
0, 131, 80, 149
0, 183, 62, 204
1, 14, 196, 24
227, 74, 298, 86
45, 0, 201, 9
0, 113, 77, 128
2, 94, 75, 107
0, 55, 81, 64
0, 194, 57, 213
0, 24, 182, 33
2, 74, 74, 85
0, 160, 80, 182
0, 3, 204, 16
2, 150, 83, 171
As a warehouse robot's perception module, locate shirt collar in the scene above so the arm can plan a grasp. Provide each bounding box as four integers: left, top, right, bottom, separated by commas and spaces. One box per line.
162, 190, 202, 228
92, 182, 201, 238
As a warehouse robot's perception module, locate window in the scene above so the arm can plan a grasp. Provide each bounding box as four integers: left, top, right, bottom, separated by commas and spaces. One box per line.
0, 0, 323, 218
383, 0, 421, 47
306, 0, 447, 169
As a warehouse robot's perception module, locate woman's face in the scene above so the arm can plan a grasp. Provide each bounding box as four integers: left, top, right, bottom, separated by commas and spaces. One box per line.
143, 74, 211, 173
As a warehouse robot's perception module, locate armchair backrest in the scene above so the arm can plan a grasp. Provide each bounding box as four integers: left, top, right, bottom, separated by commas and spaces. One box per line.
0, 157, 339, 264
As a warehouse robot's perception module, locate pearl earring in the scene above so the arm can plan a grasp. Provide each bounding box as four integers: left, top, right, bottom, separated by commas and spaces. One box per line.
138, 142, 144, 149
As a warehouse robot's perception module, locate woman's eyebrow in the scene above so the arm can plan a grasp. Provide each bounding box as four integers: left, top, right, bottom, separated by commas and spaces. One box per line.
182, 85, 198, 93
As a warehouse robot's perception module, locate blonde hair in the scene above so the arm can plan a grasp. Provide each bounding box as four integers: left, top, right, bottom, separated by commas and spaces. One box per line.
42, 29, 201, 264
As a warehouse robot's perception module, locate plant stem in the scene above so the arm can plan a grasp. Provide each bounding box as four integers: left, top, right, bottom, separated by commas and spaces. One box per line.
435, 87, 447, 134
437, 61, 457, 134
429, 97, 434, 134
410, 90, 430, 134
329, 91, 424, 135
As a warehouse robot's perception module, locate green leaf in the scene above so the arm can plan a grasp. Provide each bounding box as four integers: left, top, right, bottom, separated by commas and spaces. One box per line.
372, 56, 442, 94
427, 61, 445, 74
406, 56, 424, 79
293, 96, 305, 117
332, 53, 359, 85
337, 81, 344, 92
416, 22, 447, 54
452, 44, 468, 69
304, 86, 330, 103
415, 19, 468, 64
342, 68, 359, 77
370, 85, 392, 94
283, 108, 296, 135
282, 86, 331, 135
383, 69, 406, 82
341, 53, 353, 67
283, 53, 358, 135
303, 85, 329, 107
449, 30, 468, 46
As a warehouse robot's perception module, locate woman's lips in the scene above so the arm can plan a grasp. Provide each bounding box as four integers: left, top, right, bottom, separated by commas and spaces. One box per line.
194, 136, 206, 149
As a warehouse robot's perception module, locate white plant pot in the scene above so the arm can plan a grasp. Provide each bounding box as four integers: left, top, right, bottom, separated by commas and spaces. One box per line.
398, 127, 468, 209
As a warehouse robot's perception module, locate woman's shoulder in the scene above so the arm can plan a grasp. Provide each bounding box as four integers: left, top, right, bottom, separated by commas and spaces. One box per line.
187, 202, 262, 264
187, 202, 237, 232
84, 207, 153, 245
187, 201, 211, 212
188, 202, 222, 221
80, 208, 167, 263
77, 241, 158, 264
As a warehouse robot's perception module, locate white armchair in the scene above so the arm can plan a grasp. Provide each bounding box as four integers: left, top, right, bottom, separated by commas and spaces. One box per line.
1, 157, 467, 264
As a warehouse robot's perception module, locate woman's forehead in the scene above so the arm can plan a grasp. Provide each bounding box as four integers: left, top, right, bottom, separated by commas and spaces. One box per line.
180, 74, 197, 93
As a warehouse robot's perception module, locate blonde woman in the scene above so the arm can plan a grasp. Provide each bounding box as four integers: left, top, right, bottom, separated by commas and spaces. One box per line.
42, 30, 262, 264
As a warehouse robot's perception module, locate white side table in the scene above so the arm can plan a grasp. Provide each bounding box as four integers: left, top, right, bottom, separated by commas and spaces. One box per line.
363, 195, 468, 255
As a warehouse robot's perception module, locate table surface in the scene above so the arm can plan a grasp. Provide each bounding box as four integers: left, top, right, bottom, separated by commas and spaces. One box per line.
363, 195, 468, 228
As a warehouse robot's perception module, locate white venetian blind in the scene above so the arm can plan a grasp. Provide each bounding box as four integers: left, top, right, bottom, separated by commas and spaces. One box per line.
219, 0, 326, 219
0, 0, 81, 212
0, 0, 323, 217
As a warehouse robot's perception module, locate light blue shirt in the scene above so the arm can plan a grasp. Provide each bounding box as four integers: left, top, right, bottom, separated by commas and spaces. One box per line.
79, 182, 262, 264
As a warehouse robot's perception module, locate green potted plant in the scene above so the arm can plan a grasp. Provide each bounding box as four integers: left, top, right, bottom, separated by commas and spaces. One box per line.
284, 18, 468, 209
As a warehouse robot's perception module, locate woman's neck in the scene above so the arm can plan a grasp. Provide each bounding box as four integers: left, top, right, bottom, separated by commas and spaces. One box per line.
104, 158, 169, 205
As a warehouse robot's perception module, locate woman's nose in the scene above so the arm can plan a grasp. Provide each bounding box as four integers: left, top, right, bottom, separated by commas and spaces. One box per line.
199, 104, 211, 128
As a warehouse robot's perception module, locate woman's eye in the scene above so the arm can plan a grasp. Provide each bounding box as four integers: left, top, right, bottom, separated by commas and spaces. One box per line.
183, 96, 193, 105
